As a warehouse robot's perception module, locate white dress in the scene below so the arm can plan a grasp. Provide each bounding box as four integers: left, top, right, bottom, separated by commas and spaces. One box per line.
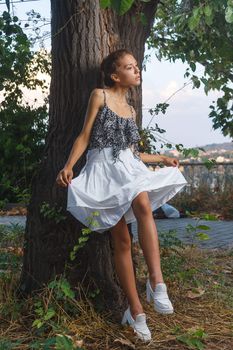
67, 91, 187, 233
67, 147, 187, 233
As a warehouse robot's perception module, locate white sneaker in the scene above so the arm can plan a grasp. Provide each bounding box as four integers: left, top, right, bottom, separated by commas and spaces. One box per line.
121, 306, 151, 342
146, 280, 174, 314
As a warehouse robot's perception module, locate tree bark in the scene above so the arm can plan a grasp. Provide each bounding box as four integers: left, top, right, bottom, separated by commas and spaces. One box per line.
20, 0, 159, 315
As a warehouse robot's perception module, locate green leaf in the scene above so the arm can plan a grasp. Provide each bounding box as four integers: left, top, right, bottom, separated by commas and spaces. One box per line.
44, 308, 56, 321
205, 14, 213, 26
81, 228, 92, 235
32, 319, 44, 328
60, 279, 75, 299
204, 5, 212, 17
193, 7, 200, 18
190, 62, 196, 72
70, 251, 76, 261
197, 232, 210, 241
188, 7, 202, 30
196, 225, 210, 231
204, 84, 209, 95
78, 236, 89, 243
225, 6, 233, 23
201, 213, 218, 221
192, 76, 201, 88
188, 13, 201, 30
55, 335, 73, 350
100, 0, 111, 9
116, 0, 135, 15
203, 159, 216, 170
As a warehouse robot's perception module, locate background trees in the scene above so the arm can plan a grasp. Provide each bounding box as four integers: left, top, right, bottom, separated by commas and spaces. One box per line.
148, 0, 233, 137
0, 10, 50, 205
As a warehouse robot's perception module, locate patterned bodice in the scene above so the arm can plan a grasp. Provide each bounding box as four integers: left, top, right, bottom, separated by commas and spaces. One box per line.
88, 93, 141, 163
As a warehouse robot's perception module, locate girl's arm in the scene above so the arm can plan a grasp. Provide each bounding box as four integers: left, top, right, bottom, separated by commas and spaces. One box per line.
64, 89, 103, 169
139, 152, 179, 167
56, 89, 104, 187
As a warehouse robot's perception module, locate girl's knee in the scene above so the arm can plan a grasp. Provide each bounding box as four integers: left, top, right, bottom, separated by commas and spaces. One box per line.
132, 194, 152, 218
110, 221, 132, 252
114, 236, 131, 252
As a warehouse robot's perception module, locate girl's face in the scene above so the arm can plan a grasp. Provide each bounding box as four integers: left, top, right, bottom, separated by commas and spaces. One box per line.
111, 54, 141, 87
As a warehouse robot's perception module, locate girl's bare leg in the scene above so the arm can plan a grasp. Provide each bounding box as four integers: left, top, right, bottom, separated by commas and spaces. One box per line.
110, 216, 143, 319
132, 192, 164, 290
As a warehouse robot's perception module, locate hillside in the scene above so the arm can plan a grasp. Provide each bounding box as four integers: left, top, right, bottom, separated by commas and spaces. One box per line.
200, 142, 233, 152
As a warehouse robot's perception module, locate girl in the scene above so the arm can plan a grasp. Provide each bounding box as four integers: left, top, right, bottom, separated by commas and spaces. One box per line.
56, 49, 187, 342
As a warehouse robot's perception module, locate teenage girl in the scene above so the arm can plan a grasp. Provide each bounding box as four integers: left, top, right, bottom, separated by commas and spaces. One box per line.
56, 49, 187, 342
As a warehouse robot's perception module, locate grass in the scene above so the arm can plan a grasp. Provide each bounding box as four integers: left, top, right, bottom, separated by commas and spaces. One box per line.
0, 224, 233, 349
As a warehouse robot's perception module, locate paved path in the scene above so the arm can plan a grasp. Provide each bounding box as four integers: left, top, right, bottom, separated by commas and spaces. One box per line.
131, 218, 233, 249
1, 216, 233, 249
0, 216, 26, 226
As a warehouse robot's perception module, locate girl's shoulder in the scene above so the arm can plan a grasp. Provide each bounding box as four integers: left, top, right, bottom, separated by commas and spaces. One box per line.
89, 88, 105, 109
90, 88, 105, 100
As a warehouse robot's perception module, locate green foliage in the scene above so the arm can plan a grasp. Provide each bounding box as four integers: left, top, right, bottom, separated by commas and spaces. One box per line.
171, 184, 233, 220
32, 277, 75, 332
0, 223, 24, 276
40, 202, 66, 224
202, 158, 217, 170
176, 327, 208, 350
200, 213, 218, 221
0, 223, 24, 248
48, 277, 75, 300
138, 127, 213, 171
0, 339, 23, 350
32, 300, 56, 329
0, 11, 50, 202
0, 102, 48, 202
148, 0, 233, 138
139, 127, 164, 154
30, 335, 84, 350
0, 198, 8, 209
100, 0, 135, 15
159, 229, 183, 249
100, 0, 151, 24
181, 147, 201, 158
185, 219, 211, 245
54, 335, 78, 350
87, 288, 100, 300
70, 211, 100, 261
148, 102, 169, 118
0, 247, 22, 274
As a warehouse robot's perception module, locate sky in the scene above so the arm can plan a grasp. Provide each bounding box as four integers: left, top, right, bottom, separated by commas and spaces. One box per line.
1, 0, 232, 148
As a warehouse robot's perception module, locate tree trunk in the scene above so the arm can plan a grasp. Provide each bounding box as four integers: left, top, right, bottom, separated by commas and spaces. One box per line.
20, 0, 159, 315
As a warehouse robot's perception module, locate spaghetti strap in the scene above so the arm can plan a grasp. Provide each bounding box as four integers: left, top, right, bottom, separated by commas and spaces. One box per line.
103, 89, 106, 106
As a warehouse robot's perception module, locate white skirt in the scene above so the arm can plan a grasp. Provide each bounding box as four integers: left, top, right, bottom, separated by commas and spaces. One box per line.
67, 147, 187, 233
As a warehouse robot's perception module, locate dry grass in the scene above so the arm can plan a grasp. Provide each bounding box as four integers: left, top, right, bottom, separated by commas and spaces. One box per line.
0, 243, 233, 349
170, 184, 233, 220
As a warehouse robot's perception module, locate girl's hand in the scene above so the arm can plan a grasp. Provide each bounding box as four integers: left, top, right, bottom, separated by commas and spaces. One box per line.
56, 167, 73, 187
163, 156, 179, 167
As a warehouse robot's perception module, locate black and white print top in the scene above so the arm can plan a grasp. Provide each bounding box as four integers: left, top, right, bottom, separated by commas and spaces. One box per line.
88, 90, 142, 163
